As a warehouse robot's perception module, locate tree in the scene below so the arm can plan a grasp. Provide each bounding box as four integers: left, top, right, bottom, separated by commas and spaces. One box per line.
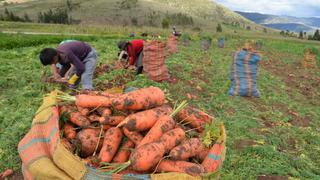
313, 29, 320, 41
263, 28, 267, 33
66, 0, 72, 11
299, 31, 303, 39
280, 30, 285, 36
161, 18, 170, 29
216, 23, 222, 32
285, 30, 290, 36
24, 13, 32, 22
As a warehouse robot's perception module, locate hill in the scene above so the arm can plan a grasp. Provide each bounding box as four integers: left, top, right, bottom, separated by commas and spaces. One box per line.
237, 11, 320, 32
263, 23, 313, 32
0, 0, 259, 30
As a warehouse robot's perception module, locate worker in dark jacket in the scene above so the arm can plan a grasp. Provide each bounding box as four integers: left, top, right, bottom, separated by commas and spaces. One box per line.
117, 39, 144, 75
39, 40, 98, 90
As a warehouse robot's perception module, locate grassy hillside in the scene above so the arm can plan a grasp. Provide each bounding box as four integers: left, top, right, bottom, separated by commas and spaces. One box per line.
0, 22, 320, 179
0, 0, 271, 32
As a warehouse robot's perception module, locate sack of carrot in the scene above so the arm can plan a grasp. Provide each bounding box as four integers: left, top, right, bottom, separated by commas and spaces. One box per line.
57, 86, 226, 177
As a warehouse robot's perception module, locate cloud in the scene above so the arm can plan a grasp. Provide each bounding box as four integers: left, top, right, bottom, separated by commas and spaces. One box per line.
215, 0, 320, 17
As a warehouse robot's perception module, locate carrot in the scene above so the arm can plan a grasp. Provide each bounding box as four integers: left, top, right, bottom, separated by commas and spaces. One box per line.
78, 107, 90, 116
63, 122, 76, 140
97, 107, 112, 117
88, 114, 100, 123
75, 94, 114, 108
111, 87, 165, 110
103, 125, 112, 131
138, 115, 175, 147
61, 138, 75, 153
130, 128, 185, 171
159, 128, 186, 152
59, 105, 74, 115
117, 105, 172, 131
112, 139, 135, 163
0, 169, 13, 179
196, 148, 210, 163
201, 143, 224, 172
156, 160, 205, 176
169, 138, 205, 160
177, 106, 212, 123
99, 127, 123, 163
130, 142, 165, 172
99, 116, 126, 126
66, 87, 165, 110
69, 112, 90, 127
123, 128, 143, 146
177, 106, 212, 132
77, 129, 103, 158
82, 156, 100, 168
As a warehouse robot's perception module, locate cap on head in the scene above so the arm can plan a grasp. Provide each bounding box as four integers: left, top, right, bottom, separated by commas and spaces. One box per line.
39, 48, 57, 66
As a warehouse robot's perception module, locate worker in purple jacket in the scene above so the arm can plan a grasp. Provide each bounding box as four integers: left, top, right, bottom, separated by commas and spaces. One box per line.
39, 41, 98, 90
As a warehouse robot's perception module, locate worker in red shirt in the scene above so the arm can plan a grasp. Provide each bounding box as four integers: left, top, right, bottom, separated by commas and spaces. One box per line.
117, 39, 144, 75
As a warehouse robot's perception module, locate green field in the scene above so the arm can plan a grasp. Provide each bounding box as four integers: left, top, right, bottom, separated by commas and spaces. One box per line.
0, 22, 320, 179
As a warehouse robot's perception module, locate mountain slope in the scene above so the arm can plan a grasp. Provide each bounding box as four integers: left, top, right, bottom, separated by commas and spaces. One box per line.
237, 11, 320, 32
0, 0, 253, 28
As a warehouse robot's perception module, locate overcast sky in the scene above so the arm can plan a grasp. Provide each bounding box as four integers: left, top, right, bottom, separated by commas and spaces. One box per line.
215, 0, 320, 17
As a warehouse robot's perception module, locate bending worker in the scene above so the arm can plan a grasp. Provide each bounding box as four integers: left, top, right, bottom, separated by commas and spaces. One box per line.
39, 40, 98, 90
117, 39, 144, 75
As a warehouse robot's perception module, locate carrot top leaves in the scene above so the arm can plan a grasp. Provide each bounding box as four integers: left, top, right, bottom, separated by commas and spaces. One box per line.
170, 100, 188, 117
202, 120, 223, 148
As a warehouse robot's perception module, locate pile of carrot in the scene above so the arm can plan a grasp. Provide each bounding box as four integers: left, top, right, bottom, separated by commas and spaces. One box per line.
58, 86, 223, 177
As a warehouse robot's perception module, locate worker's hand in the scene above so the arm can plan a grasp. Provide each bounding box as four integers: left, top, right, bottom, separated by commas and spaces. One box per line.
68, 74, 79, 85
53, 77, 68, 83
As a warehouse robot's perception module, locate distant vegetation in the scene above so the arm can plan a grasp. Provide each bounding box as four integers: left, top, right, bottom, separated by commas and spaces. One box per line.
0, 8, 31, 22
38, 8, 79, 24
118, 0, 138, 9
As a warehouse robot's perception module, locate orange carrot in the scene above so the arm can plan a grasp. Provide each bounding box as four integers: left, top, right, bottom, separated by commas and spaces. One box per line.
69, 112, 90, 127
103, 125, 112, 131
82, 156, 100, 168
77, 129, 103, 158
61, 138, 75, 153
88, 114, 100, 123
130, 128, 185, 171
59, 105, 74, 115
111, 87, 165, 110
177, 106, 213, 132
78, 107, 90, 116
75, 87, 164, 110
75, 94, 114, 108
130, 142, 165, 172
99, 116, 126, 126
156, 160, 205, 176
97, 107, 112, 117
169, 138, 206, 160
201, 143, 224, 172
117, 105, 172, 131
123, 128, 143, 146
138, 115, 175, 147
63, 122, 76, 140
112, 139, 135, 163
159, 128, 186, 152
196, 148, 210, 163
99, 127, 123, 163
